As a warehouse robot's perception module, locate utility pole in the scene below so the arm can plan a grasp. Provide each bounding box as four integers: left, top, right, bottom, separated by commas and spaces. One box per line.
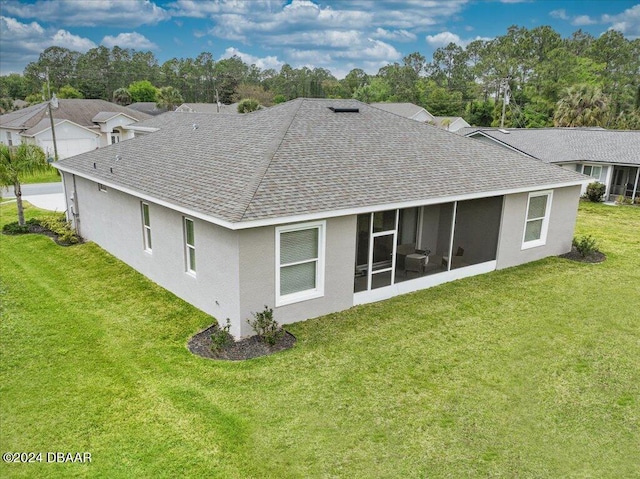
500, 78, 510, 129
45, 68, 59, 161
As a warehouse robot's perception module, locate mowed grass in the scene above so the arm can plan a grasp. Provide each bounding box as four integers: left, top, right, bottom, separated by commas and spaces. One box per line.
19, 166, 61, 185
1, 201, 639, 478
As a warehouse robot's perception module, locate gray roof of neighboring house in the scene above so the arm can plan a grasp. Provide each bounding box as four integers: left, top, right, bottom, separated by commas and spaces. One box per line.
463, 127, 640, 166
175, 103, 240, 114
0, 99, 149, 130
370, 102, 431, 120
0, 99, 151, 131
54, 98, 586, 225
127, 102, 168, 116
433, 116, 470, 130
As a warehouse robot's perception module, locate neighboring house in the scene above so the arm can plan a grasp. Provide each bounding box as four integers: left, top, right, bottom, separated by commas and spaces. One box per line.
175, 102, 240, 114
432, 116, 471, 132
54, 99, 587, 338
0, 99, 151, 159
127, 102, 168, 116
370, 102, 470, 132
371, 102, 434, 123
462, 127, 640, 201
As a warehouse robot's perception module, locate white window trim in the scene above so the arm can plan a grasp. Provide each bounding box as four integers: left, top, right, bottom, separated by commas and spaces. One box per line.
275, 220, 326, 307
522, 190, 553, 250
141, 202, 152, 253
184, 217, 196, 276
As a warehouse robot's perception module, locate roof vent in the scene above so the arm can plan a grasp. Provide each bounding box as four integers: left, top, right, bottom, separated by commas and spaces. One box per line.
192, 123, 198, 130
115, 155, 121, 161
498, 128, 510, 134
329, 107, 359, 113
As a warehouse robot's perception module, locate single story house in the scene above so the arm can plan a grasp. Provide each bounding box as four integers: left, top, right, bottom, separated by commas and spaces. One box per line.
460, 127, 640, 201
54, 99, 588, 338
0, 99, 150, 159
371, 102, 470, 132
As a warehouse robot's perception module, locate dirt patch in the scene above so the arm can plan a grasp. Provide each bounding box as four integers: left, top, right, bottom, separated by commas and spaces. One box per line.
559, 246, 606, 264
188, 323, 296, 361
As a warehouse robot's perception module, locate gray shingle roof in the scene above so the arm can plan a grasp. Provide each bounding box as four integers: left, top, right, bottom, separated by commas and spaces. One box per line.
0, 99, 151, 131
464, 127, 640, 166
370, 102, 431, 120
54, 98, 586, 225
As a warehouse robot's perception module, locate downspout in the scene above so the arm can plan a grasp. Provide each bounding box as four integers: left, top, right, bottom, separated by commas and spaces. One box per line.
71, 174, 81, 237
633, 167, 640, 201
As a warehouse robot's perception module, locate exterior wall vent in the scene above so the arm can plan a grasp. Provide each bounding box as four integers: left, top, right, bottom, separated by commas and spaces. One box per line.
329, 107, 359, 113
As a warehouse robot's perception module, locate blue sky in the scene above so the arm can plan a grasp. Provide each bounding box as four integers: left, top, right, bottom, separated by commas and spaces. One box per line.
1, 0, 638, 78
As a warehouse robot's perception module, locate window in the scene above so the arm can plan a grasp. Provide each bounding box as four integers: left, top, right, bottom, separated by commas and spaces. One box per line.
522, 190, 553, 249
141, 202, 152, 252
98, 183, 107, 192
579, 164, 603, 182
276, 221, 325, 306
6, 131, 13, 146
184, 217, 196, 274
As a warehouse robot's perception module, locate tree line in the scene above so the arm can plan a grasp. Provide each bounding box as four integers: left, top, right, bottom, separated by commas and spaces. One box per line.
1, 25, 638, 128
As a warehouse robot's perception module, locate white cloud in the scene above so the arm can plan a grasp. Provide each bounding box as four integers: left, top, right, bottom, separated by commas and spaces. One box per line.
572, 15, 597, 26
426, 31, 492, 48
0, 16, 96, 74
221, 47, 284, 71
602, 4, 640, 38
1, 0, 170, 27
101, 32, 158, 50
52, 30, 97, 51
372, 28, 416, 42
550, 9, 569, 20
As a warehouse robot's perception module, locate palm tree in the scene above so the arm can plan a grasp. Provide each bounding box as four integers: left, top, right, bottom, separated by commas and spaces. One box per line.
0, 144, 48, 225
553, 84, 611, 127
156, 86, 184, 111
112, 87, 132, 106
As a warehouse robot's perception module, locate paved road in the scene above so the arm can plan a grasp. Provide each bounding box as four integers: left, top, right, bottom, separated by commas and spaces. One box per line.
2, 182, 63, 198
2, 182, 66, 212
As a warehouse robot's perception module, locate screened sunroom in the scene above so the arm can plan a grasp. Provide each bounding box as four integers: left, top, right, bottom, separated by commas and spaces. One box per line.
354, 196, 503, 299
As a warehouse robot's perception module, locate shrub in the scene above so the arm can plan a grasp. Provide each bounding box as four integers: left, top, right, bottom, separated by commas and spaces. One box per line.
584, 182, 606, 202
38, 214, 79, 244
2, 221, 30, 234
247, 306, 283, 346
210, 318, 233, 353
237, 98, 260, 113
572, 235, 599, 257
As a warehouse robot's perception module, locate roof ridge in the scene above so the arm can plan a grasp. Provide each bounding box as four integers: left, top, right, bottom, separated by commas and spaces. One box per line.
238, 99, 305, 221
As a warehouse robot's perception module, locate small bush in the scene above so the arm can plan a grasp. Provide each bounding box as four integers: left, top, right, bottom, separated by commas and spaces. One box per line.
247, 306, 283, 346
573, 235, 599, 257
584, 182, 606, 202
237, 98, 260, 113
2, 221, 31, 234
616, 195, 633, 205
38, 214, 79, 244
210, 318, 233, 352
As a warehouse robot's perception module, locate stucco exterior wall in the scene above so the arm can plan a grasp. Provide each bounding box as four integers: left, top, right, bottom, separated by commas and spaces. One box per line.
496, 185, 580, 269
34, 123, 100, 159
237, 215, 357, 337
67, 175, 241, 335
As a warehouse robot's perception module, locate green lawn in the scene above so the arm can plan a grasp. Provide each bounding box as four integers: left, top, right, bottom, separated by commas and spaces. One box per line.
19, 166, 61, 185
1, 201, 639, 478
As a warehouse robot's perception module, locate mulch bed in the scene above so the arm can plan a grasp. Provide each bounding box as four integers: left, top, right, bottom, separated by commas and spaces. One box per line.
559, 246, 606, 264
2, 222, 82, 246
187, 323, 296, 361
